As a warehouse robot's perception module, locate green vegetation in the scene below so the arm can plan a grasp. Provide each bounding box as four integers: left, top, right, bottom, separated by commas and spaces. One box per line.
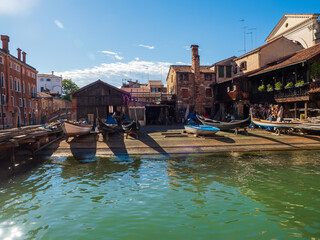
275, 82, 283, 90
62, 79, 79, 101
295, 80, 305, 87
258, 84, 265, 92
285, 82, 293, 88
266, 84, 273, 91
311, 61, 320, 80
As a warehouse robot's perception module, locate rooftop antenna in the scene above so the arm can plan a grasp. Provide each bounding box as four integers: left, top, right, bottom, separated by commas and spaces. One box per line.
248, 28, 257, 48
246, 31, 253, 50
239, 19, 246, 53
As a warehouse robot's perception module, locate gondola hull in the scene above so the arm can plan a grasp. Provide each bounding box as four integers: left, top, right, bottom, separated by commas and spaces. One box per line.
197, 115, 251, 130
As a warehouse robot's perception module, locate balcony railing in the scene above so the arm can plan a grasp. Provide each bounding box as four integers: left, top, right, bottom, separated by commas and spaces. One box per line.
274, 84, 310, 99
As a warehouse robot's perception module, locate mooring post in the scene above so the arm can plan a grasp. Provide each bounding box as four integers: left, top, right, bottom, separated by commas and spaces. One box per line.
10, 147, 16, 171
30, 142, 35, 161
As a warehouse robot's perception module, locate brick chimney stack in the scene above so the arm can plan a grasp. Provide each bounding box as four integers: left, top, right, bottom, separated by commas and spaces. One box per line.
1, 35, 10, 53
22, 51, 26, 63
17, 48, 22, 61
191, 45, 200, 81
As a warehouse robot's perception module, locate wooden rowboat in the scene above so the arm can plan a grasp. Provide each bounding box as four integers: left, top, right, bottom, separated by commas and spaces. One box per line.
62, 121, 92, 137
252, 118, 301, 129
184, 125, 220, 136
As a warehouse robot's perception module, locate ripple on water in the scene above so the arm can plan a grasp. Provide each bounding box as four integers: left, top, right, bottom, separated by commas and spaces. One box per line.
0, 152, 320, 239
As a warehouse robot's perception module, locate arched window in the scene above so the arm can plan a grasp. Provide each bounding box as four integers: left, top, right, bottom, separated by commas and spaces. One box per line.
295, 41, 303, 48
240, 61, 247, 71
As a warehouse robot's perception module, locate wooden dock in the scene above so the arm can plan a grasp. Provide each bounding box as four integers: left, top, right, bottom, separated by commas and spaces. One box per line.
0, 125, 63, 174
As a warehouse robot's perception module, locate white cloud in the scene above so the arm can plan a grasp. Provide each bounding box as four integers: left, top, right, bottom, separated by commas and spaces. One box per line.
56, 60, 171, 87
54, 20, 64, 29
138, 44, 155, 50
114, 55, 123, 60
99, 50, 123, 60
135, 57, 140, 61
183, 46, 190, 51
176, 61, 187, 65
0, 0, 38, 15
100, 50, 117, 55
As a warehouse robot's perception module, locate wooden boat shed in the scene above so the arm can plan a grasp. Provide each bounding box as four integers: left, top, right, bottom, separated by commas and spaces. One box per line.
71, 80, 130, 123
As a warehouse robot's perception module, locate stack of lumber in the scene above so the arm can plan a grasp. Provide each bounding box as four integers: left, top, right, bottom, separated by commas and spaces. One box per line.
0, 125, 60, 147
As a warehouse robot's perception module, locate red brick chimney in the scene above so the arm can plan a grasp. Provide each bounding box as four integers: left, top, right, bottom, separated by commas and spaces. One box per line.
17, 48, 22, 61
1, 35, 10, 53
22, 51, 26, 63
191, 45, 200, 81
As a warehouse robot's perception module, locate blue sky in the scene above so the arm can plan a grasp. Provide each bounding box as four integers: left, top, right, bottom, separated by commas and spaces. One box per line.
0, 0, 318, 87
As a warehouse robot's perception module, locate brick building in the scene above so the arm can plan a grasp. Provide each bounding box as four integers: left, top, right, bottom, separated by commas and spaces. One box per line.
0, 35, 37, 128
166, 45, 215, 121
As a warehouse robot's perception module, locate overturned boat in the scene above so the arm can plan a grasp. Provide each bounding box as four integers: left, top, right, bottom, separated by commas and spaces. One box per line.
197, 115, 251, 131
184, 125, 220, 136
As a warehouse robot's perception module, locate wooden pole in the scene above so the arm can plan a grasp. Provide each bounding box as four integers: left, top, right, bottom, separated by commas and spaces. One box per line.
294, 102, 297, 119
10, 147, 16, 171
304, 101, 308, 119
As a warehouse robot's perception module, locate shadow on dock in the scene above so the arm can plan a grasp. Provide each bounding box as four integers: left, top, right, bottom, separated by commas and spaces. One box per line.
137, 132, 170, 157
247, 132, 299, 148
105, 132, 130, 161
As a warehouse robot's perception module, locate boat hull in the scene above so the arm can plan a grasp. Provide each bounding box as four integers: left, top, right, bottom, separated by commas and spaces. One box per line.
197, 115, 251, 130
184, 125, 220, 136
62, 121, 92, 137
252, 119, 301, 128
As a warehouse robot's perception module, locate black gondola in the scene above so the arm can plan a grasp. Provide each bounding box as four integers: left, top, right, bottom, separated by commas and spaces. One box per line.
197, 114, 251, 134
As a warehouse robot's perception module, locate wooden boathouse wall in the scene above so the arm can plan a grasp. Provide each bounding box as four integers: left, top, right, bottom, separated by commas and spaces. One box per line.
72, 80, 130, 122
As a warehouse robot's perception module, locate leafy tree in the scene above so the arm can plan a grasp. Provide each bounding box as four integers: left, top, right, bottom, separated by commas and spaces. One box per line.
62, 79, 79, 101
310, 61, 320, 80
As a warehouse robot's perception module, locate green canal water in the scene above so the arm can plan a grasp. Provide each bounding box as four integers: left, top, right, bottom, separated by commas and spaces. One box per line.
0, 151, 320, 239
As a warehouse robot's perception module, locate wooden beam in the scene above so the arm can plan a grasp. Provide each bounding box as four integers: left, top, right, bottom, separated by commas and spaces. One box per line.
275, 96, 309, 103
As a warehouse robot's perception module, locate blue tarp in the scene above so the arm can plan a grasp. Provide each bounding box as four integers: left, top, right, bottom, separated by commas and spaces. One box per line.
105, 115, 117, 124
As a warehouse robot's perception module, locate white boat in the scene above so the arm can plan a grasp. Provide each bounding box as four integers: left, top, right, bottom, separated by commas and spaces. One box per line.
62, 121, 92, 137
184, 125, 220, 136
252, 118, 302, 129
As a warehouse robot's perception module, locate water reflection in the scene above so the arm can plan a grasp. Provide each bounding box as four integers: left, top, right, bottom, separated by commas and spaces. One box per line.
166, 151, 320, 238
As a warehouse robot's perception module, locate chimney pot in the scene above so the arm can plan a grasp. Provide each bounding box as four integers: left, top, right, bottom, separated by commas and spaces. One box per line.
1, 35, 10, 53
17, 48, 22, 61
22, 51, 27, 63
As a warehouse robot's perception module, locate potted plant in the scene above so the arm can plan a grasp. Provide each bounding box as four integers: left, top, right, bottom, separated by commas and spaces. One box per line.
266, 84, 273, 92
310, 61, 320, 81
295, 80, 305, 87
285, 82, 293, 89
258, 84, 265, 92
274, 81, 283, 91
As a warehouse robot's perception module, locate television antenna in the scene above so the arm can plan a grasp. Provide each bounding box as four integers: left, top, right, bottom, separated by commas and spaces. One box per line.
239, 19, 247, 53
248, 28, 257, 48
